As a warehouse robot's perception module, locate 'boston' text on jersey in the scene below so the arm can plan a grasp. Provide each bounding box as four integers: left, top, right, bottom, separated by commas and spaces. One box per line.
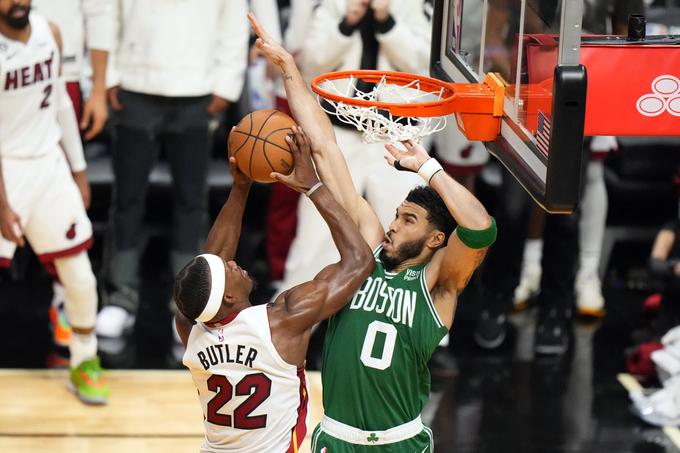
349, 276, 416, 327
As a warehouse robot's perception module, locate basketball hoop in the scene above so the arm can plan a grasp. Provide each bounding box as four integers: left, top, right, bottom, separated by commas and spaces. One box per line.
311, 70, 505, 143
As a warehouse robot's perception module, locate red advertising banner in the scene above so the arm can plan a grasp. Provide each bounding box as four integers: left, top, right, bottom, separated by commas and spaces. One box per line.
581, 46, 679, 136
523, 36, 679, 136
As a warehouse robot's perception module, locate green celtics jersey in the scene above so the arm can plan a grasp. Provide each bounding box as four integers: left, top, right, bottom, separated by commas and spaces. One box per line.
322, 245, 448, 431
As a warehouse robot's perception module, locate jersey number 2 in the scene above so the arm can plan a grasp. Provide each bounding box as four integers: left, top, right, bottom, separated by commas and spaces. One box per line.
206, 373, 272, 429
360, 320, 398, 370
40, 85, 52, 109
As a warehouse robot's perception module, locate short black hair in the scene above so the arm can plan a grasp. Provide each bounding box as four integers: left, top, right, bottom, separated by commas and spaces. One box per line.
405, 186, 457, 242
173, 257, 211, 320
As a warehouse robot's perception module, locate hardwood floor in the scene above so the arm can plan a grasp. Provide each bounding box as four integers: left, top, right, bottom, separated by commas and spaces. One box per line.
0, 369, 323, 452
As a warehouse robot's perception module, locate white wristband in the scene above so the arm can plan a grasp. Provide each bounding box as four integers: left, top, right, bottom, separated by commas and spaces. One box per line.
306, 181, 323, 197
417, 158, 443, 184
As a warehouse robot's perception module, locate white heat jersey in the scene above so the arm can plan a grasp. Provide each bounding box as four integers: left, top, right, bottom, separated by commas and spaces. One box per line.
0, 14, 61, 159
183, 305, 307, 453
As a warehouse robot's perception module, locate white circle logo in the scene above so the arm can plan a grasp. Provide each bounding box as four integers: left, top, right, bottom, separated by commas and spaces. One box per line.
637, 75, 680, 117
637, 94, 666, 117
652, 75, 680, 96
668, 95, 680, 117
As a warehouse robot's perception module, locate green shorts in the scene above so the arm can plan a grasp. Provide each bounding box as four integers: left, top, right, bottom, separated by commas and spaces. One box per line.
310, 423, 434, 452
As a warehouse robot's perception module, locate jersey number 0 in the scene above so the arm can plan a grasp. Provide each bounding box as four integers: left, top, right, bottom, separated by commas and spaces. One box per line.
360, 320, 398, 370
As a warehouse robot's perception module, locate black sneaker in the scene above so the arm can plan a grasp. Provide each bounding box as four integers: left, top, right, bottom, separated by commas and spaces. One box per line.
534, 307, 571, 355
428, 346, 459, 378
474, 309, 507, 349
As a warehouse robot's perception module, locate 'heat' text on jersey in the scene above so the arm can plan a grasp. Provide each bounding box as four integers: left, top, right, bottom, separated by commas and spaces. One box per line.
349, 276, 416, 327
4, 52, 55, 91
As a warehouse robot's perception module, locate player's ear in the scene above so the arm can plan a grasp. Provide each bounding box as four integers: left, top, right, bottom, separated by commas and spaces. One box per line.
427, 230, 446, 250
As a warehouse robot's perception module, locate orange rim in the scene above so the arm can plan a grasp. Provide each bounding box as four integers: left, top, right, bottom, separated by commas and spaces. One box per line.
311, 70, 458, 117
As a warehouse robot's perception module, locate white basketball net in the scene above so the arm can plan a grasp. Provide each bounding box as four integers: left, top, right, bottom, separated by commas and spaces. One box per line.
317, 75, 449, 143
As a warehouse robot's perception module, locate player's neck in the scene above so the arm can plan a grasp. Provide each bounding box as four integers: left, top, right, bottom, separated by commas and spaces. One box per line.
211, 299, 251, 322
387, 255, 428, 274
0, 22, 31, 43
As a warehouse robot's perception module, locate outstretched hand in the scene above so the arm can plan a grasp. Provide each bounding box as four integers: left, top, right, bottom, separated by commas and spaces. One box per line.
247, 13, 292, 71
228, 127, 252, 186
272, 126, 320, 193
384, 140, 430, 172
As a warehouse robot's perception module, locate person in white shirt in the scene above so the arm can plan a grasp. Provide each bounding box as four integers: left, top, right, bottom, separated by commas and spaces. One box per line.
31, 0, 112, 140
97, 0, 249, 339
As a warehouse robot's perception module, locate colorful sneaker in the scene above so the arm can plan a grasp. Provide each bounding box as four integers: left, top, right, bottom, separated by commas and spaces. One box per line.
69, 356, 110, 405
49, 283, 72, 347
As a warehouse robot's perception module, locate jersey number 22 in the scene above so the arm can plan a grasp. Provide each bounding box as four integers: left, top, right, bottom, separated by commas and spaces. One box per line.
206, 373, 272, 429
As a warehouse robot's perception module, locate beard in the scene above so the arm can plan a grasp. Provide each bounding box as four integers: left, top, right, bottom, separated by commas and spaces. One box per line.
380, 237, 427, 272
2, 5, 30, 30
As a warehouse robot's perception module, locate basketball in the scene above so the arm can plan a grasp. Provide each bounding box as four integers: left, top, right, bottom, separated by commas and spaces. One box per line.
228, 109, 297, 183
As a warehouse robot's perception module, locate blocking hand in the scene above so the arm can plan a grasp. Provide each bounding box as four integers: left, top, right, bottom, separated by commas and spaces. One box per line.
248, 13, 293, 71
384, 140, 430, 173
271, 126, 320, 193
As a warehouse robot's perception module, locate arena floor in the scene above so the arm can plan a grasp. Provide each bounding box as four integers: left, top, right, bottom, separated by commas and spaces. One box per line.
0, 369, 323, 452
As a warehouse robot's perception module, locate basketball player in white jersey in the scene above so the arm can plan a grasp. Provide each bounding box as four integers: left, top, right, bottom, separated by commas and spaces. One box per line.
0, 0, 108, 403
31, 0, 112, 349
173, 128, 374, 452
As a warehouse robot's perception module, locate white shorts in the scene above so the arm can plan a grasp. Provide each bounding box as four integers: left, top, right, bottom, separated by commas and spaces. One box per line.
0, 151, 92, 267
435, 121, 489, 174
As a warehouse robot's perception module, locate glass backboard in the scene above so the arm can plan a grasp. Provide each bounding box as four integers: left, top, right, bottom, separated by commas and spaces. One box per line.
431, 0, 588, 213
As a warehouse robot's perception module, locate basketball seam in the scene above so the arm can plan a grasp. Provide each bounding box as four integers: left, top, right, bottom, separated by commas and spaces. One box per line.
249, 110, 279, 179
231, 129, 293, 154
262, 127, 295, 173
231, 112, 254, 159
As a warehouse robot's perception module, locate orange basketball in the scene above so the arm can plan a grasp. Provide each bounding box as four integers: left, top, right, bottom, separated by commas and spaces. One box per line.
228, 109, 296, 183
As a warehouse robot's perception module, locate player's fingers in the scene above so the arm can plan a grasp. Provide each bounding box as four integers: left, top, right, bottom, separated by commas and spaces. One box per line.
384, 154, 397, 167
270, 172, 293, 186
285, 131, 301, 155
248, 13, 268, 41
227, 127, 237, 156
84, 116, 103, 141
401, 139, 416, 151
12, 221, 24, 247
293, 127, 309, 152
228, 156, 239, 169
384, 143, 404, 159
80, 106, 92, 130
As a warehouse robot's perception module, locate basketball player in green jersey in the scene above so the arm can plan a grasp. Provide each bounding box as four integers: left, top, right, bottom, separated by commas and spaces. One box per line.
250, 14, 497, 452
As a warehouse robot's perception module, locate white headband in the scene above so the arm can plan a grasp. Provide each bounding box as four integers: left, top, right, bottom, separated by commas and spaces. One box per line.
195, 254, 226, 323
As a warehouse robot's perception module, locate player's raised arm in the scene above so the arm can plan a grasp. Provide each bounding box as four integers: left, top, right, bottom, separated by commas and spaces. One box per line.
202, 137, 252, 261
270, 128, 374, 330
248, 13, 384, 247
385, 140, 496, 324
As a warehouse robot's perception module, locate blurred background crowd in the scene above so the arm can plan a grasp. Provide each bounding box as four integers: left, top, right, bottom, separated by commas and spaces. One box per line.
1, 0, 680, 431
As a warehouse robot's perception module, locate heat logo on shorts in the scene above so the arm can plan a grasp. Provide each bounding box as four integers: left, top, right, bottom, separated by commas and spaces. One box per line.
66, 223, 77, 240
636, 75, 680, 117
